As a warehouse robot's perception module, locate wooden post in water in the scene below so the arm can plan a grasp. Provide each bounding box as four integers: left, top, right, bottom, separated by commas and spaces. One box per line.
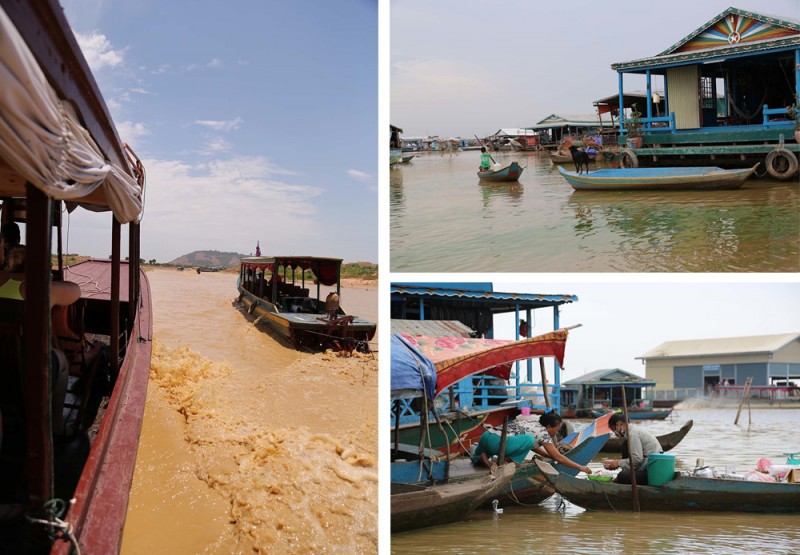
539, 358, 551, 409
621, 384, 640, 512
734, 377, 753, 425
497, 416, 509, 466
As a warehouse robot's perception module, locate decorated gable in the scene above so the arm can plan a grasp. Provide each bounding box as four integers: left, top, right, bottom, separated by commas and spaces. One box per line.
665, 9, 798, 54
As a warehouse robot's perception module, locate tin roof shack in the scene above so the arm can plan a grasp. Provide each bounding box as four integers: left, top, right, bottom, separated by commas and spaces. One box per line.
526, 114, 618, 150
638, 333, 800, 405
391, 283, 577, 412
561, 368, 656, 417
487, 128, 542, 151
611, 7, 800, 179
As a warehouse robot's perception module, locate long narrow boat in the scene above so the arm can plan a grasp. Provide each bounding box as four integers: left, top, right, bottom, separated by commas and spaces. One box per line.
536, 460, 800, 513
477, 161, 524, 182
237, 256, 376, 352
0, 2, 151, 553
392, 423, 612, 506
549, 150, 596, 165
559, 164, 758, 191
592, 408, 672, 420
391, 463, 515, 533
601, 419, 693, 453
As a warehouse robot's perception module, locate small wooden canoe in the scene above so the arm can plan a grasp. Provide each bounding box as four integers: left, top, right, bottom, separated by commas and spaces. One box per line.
391, 463, 515, 533
559, 164, 758, 191
477, 161, 524, 182
592, 408, 672, 420
550, 150, 596, 164
601, 420, 693, 453
536, 459, 800, 513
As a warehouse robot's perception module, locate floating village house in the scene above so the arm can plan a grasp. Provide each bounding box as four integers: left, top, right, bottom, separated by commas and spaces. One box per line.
638, 332, 800, 403
560, 368, 657, 417
526, 114, 617, 148
486, 128, 541, 151
390, 283, 577, 456
611, 7, 800, 179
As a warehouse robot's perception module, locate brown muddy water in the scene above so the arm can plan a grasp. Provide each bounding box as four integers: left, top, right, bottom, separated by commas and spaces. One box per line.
391, 407, 800, 555
390, 151, 800, 272
120, 269, 378, 554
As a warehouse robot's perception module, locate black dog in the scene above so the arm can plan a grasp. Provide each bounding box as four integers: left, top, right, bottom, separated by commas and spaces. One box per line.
568, 145, 590, 174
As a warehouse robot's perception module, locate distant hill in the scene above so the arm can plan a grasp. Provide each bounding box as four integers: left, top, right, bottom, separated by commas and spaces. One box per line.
169, 250, 245, 268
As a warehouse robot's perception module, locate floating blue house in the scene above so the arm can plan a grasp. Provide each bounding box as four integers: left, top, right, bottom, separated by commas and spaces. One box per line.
612, 7, 799, 179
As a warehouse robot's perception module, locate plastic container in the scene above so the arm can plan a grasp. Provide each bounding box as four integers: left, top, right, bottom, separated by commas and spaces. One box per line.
520, 407, 531, 416
646, 453, 676, 486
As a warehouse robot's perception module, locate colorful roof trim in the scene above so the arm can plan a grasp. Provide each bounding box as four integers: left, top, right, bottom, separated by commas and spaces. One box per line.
612, 8, 799, 72
662, 8, 799, 55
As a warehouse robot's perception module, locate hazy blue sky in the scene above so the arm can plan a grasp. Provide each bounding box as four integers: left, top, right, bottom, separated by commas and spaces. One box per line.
59, 0, 377, 263
391, 0, 800, 138
490, 281, 800, 378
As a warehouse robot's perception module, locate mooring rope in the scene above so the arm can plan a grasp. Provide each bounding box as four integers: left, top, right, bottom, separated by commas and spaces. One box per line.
26, 499, 81, 555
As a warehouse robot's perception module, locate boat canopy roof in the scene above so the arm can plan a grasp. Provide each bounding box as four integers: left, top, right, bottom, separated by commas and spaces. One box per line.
391, 333, 437, 400
0, 3, 143, 223
240, 256, 343, 286
393, 329, 570, 398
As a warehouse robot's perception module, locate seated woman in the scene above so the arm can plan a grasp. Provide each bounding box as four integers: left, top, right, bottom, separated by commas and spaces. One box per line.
472, 411, 592, 474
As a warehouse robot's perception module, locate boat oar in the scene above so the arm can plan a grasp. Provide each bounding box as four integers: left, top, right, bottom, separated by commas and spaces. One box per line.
475, 134, 497, 164
621, 385, 641, 512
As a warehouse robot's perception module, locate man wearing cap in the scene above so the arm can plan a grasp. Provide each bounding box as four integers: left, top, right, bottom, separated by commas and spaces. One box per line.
603, 412, 662, 484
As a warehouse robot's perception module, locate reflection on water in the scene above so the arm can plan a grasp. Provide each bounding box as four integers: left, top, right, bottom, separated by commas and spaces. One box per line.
390, 151, 800, 272
392, 409, 800, 555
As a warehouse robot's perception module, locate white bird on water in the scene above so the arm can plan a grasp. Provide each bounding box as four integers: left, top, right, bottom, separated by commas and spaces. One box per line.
492, 499, 503, 514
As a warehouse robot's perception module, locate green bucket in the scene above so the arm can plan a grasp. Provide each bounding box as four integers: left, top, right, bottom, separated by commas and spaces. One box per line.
646, 453, 675, 486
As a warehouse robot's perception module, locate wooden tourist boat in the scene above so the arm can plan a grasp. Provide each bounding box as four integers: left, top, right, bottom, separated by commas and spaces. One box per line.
559, 165, 758, 191
391, 463, 515, 533
477, 161, 524, 182
401, 154, 415, 163
237, 256, 376, 352
601, 419, 693, 454
0, 2, 151, 553
536, 460, 800, 513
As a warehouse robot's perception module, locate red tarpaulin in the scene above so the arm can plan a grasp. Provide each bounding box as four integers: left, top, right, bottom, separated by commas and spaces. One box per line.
397, 329, 569, 398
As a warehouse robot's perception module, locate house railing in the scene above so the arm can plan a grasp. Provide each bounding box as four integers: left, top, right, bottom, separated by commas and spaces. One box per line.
620, 112, 676, 134
762, 105, 796, 128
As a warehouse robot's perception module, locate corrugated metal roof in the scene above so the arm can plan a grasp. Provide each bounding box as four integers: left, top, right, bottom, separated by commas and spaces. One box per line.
491, 128, 539, 137
391, 319, 475, 337
564, 368, 655, 386
526, 114, 617, 130
391, 283, 577, 306
637, 333, 800, 360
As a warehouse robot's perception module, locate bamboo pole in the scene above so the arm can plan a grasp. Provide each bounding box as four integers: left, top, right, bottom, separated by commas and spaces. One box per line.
497, 416, 509, 466
621, 384, 640, 512
734, 377, 753, 425
539, 358, 551, 409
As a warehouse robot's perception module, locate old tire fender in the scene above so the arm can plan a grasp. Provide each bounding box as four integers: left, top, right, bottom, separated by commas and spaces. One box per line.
620, 148, 639, 168
765, 148, 799, 180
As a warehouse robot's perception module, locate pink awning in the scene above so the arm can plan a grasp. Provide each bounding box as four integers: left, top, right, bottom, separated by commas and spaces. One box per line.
397, 329, 569, 398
